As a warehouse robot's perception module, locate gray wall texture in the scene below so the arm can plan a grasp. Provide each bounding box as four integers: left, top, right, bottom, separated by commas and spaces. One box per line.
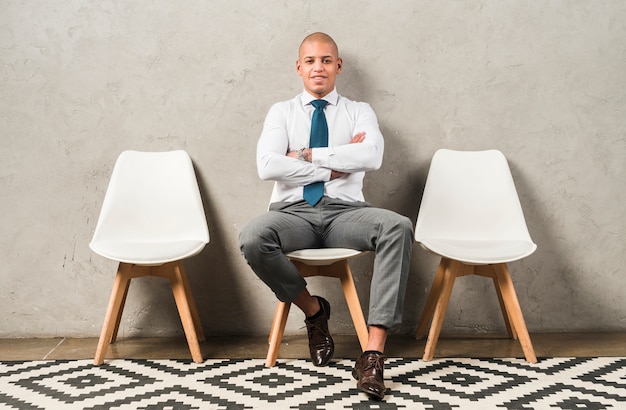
1, 1, 624, 339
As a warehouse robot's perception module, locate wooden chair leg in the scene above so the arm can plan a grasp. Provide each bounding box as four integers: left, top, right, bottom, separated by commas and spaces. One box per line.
415, 260, 447, 339
491, 274, 517, 339
94, 265, 132, 365
492, 263, 537, 363
109, 264, 132, 344
169, 262, 204, 363
268, 302, 281, 344
177, 262, 206, 342
423, 259, 457, 361
266, 301, 291, 367
338, 261, 369, 351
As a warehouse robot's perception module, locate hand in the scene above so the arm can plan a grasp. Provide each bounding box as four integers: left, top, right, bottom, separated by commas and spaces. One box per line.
350, 131, 366, 144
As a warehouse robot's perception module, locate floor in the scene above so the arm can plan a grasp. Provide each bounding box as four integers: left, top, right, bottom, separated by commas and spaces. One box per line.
1, 333, 625, 362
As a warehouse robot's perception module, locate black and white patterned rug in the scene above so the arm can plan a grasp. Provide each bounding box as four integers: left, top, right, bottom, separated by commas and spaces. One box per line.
0, 357, 624, 409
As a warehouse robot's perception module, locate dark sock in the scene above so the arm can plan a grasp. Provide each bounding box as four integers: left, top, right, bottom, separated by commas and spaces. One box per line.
362, 350, 384, 356
306, 297, 325, 321
306, 307, 324, 321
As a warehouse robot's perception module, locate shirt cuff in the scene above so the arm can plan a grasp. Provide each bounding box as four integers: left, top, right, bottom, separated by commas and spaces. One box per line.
311, 147, 331, 168
313, 166, 332, 182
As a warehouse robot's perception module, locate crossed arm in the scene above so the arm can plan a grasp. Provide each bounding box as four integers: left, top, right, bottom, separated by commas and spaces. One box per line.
285, 132, 366, 180
257, 101, 383, 185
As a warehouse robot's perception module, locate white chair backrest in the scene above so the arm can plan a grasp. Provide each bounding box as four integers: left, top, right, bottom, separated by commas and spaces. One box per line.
90, 150, 209, 254
415, 149, 534, 243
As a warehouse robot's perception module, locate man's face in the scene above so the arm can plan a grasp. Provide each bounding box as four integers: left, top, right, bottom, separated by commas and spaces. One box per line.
296, 40, 342, 99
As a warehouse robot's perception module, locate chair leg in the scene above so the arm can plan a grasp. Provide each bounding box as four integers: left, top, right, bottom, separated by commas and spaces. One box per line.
338, 261, 369, 351
177, 262, 206, 342
415, 260, 447, 339
492, 263, 537, 363
491, 274, 517, 339
266, 301, 291, 367
94, 264, 132, 365
109, 264, 132, 344
168, 262, 204, 363
423, 259, 457, 362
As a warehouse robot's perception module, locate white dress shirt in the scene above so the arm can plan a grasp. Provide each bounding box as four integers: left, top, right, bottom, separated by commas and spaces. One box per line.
257, 89, 385, 203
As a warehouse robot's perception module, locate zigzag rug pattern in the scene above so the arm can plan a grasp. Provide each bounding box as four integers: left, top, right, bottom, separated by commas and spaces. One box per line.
0, 357, 624, 409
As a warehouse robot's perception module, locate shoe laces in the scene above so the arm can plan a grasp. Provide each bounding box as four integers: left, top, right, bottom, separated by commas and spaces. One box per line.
363, 353, 386, 372
304, 321, 329, 337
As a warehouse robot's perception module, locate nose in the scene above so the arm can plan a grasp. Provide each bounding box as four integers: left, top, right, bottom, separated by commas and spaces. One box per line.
313, 60, 324, 71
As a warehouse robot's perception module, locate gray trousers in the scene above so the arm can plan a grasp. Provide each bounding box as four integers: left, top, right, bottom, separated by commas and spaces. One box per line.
239, 198, 413, 328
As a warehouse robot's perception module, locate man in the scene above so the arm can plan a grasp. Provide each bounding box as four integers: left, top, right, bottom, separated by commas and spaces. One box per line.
240, 32, 413, 400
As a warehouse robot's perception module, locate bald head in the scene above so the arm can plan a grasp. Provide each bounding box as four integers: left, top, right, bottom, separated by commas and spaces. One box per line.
299, 32, 339, 58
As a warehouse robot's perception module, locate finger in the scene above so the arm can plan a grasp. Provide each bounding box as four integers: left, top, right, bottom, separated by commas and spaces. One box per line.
351, 132, 366, 143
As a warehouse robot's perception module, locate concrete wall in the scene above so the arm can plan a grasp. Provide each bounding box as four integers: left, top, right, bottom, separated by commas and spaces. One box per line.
1, 1, 624, 339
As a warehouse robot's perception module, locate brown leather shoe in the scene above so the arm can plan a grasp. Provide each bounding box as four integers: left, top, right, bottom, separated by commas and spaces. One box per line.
352, 351, 387, 400
304, 296, 334, 366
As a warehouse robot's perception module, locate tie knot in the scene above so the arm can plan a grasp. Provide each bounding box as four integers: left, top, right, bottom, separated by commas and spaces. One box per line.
311, 99, 328, 110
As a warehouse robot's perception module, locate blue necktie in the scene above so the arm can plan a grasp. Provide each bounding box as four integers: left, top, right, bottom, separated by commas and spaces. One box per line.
303, 99, 328, 206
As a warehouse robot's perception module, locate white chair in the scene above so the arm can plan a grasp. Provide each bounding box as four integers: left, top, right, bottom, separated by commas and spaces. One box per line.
414, 149, 537, 363
90, 150, 209, 365
265, 248, 369, 367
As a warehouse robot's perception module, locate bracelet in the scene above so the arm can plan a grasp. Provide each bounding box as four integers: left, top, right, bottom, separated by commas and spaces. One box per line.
297, 148, 305, 161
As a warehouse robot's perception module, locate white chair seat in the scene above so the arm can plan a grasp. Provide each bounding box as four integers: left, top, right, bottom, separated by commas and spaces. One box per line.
285, 248, 362, 266
90, 240, 208, 265
418, 239, 537, 265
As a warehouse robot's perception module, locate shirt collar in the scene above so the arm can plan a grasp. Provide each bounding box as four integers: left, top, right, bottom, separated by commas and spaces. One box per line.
300, 88, 339, 107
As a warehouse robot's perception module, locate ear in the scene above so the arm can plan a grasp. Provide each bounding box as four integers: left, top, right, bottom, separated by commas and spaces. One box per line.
336, 58, 343, 73
296, 59, 302, 76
